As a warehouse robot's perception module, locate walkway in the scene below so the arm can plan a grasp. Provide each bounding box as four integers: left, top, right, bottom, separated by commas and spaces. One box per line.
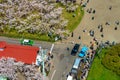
64, 0, 120, 46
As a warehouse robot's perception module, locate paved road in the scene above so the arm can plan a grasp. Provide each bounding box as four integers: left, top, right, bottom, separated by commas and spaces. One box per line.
50, 43, 77, 80
0, 36, 79, 80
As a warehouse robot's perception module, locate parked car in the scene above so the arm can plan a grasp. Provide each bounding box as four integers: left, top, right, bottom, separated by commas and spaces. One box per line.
71, 44, 80, 55
78, 46, 88, 57
20, 39, 34, 46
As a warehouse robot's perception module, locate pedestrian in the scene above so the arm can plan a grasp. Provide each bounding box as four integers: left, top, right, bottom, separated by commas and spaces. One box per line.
101, 34, 104, 37
92, 16, 94, 20
96, 41, 99, 45
87, 0, 89, 3
98, 25, 100, 29
92, 31, 94, 36
114, 26, 117, 30
71, 32, 74, 37
90, 44, 94, 50
80, 2, 82, 5
50, 54, 54, 59
75, 76, 78, 80
105, 22, 110, 25
90, 8, 92, 12
90, 30, 94, 37
105, 40, 110, 45
89, 30, 92, 33
109, 6, 112, 10
93, 10, 96, 14
87, 9, 89, 13
83, 29, 87, 32
78, 36, 81, 39
115, 21, 119, 25
112, 41, 115, 45
93, 37, 97, 41
67, 47, 69, 51
100, 27, 103, 32
81, 76, 83, 79
69, 72, 71, 75
48, 62, 51, 67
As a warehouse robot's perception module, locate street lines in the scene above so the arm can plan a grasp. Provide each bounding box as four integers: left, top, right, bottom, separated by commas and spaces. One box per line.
51, 70, 56, 80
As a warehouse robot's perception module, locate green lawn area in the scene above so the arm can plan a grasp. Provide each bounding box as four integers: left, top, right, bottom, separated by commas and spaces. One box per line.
61, 5, 84, 32
0, 31, 51, 42
87, 49, 120, 80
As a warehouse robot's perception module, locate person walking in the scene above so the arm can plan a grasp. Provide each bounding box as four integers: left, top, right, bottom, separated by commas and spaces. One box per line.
71, 32, 74, 37
100, 27, 103, 32
93, 10, 96, 14
92, 16, 94, 20
114, 26, 117, 30
101, 34, 104, 38
78, 36, 81, 39
109, 6, 112, 10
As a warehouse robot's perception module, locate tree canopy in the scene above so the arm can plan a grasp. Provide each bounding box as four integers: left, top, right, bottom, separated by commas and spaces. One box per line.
102, 44, 120, 76
0, 57, 45, 80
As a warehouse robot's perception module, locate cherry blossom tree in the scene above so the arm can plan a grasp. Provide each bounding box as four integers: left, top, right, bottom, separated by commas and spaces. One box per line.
0, 0, 68, 37
0, 57, 47, 80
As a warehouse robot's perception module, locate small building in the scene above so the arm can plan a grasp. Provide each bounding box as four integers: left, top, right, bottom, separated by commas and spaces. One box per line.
0, 41, 39, 64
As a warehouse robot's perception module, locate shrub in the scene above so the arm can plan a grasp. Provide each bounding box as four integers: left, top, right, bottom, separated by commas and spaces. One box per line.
102, 44, 120, 76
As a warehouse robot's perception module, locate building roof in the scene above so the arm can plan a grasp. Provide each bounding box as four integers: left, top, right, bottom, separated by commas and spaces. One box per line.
0, 41, 6, 48
0, 41, 39, 64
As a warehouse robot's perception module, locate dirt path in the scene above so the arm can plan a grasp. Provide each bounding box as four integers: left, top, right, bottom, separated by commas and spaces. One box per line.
63, 0, 120, 46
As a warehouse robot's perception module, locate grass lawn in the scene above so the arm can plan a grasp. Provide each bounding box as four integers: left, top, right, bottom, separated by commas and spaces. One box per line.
87, 49, 120, 80
61, 5, 84, 32
0, 31, 52, 42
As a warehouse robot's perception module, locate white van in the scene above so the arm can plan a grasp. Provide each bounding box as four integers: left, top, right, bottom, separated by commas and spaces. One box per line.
71, 58, 81, 75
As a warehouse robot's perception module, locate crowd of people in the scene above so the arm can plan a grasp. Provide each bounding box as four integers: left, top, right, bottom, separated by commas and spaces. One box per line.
80, 47, 96, 80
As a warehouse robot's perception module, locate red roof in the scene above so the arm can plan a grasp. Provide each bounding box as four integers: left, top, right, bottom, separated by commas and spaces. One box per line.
0, 41, 39, 64
0, 41, 6, 48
